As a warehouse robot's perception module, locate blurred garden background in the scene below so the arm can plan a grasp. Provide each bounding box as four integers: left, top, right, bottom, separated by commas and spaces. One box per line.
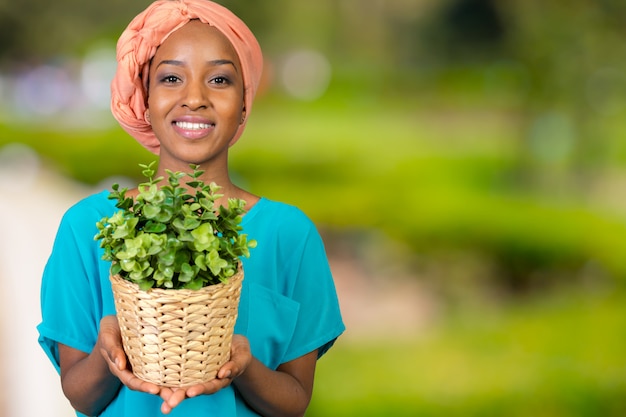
1, 0, 626, 415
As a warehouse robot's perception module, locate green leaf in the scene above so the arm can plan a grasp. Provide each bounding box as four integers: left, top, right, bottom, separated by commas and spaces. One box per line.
120, 258, 136, 272
158, 249, 176, 266
207, 249, 228, 276
143, 204, 161, 219
195, 253, 207, 271
138, 280, 154, 291
190, 223, 217, 251
184, 278, 204, 290
155, 206, 174, 223
183, 216, 201, 230
144, 221, 166, 233
111, 262, 122, 276
178, 263, 196, 282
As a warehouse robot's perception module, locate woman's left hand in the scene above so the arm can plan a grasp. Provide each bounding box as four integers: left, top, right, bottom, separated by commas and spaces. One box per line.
159, 335, 252, 414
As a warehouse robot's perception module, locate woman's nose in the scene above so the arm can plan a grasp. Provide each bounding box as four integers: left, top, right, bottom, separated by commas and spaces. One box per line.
182, 80, 209, 110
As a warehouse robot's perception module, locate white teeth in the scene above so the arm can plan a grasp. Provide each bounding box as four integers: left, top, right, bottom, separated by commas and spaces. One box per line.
175, 121, 212, 130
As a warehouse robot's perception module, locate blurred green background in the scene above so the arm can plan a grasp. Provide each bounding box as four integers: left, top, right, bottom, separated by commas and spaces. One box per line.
3, 0, 626, 415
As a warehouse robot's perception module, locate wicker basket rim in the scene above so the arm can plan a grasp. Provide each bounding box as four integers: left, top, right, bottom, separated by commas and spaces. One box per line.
110, 264, 243, 296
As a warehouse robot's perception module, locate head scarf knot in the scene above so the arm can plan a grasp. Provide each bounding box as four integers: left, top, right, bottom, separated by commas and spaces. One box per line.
110, 0, 263, 154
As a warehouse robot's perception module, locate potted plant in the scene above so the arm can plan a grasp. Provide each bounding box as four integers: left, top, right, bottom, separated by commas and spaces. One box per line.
95, 162, 256, 387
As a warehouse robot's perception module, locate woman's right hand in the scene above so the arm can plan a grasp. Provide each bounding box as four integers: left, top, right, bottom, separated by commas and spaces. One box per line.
98, 315, 161, 396
58, 315, 160, 415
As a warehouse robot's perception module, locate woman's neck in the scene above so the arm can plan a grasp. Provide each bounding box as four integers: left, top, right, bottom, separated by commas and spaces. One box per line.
126, 162, 259, 210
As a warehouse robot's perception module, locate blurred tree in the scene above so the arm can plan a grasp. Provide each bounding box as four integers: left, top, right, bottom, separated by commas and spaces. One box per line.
0, 0, 310, 61
501, 0, 626, 190
0, 0, 150, 65
420, 0, 508, 64
422, 0, 626, 188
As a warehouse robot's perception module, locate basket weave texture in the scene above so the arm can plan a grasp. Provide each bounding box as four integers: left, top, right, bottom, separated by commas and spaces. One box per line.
110, 268, 243, 387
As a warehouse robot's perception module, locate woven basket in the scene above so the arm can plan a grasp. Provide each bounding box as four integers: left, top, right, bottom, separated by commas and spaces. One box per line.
109, 268, 243, 387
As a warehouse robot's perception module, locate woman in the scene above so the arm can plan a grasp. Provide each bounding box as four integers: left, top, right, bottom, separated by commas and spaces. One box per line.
37, 1, 345, 416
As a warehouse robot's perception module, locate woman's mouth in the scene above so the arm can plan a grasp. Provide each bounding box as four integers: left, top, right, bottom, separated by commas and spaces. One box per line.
172, 120, 215, 139
174, 121, 213, 130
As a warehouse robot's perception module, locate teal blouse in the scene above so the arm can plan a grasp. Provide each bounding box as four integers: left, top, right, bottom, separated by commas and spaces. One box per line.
38, 192, 345, 416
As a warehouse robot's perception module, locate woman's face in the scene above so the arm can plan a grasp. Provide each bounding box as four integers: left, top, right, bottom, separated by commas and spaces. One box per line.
147, 20, 245, 168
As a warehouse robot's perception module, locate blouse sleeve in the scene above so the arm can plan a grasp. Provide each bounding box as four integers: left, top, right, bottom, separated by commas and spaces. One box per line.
37, 197, 110, 372
278, 210, 345, 363
237, 201, 345, 369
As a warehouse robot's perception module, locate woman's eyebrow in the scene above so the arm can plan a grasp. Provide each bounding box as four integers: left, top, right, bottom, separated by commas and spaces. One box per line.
208, 59, 239, 72
155, 59, 238, 72
156, 59, 184, 68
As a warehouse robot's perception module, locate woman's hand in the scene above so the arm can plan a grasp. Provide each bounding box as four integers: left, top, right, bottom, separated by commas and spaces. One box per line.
58, 315, 159, 415
159, 335, 252, 414
98, 315, 161, 396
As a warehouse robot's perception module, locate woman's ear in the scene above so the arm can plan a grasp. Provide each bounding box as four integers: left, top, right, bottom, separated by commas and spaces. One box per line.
144, 109, 151, 124
240, 106, 247, 124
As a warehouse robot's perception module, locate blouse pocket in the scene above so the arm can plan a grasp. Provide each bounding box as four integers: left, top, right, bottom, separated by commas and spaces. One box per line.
236, 282, 300, 370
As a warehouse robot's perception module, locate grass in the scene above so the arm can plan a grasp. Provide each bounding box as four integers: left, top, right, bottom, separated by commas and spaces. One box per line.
308, 288, 626, 416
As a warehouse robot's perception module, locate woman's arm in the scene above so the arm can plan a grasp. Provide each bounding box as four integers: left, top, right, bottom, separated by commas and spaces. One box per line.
58, 316, 160, 416
159, 335, 317, 417
234, 349, 318, 417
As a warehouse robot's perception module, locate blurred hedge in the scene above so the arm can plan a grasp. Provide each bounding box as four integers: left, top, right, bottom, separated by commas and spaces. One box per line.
3, 91, 626, 290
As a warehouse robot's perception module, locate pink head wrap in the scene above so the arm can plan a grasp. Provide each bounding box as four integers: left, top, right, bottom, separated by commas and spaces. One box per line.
110, 0, 263, 154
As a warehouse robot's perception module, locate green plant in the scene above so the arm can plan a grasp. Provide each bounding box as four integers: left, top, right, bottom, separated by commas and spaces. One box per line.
95, 162, 256, 291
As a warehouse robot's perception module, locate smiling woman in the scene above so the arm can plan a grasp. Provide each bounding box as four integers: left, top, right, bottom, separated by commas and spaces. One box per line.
146, 21, 246, 171
110, 0, 263, 155
37, 1, 344, 416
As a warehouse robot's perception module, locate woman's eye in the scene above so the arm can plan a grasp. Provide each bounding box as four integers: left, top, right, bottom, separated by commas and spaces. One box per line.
161, 75, 180, 83
211, 76, 230, 85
